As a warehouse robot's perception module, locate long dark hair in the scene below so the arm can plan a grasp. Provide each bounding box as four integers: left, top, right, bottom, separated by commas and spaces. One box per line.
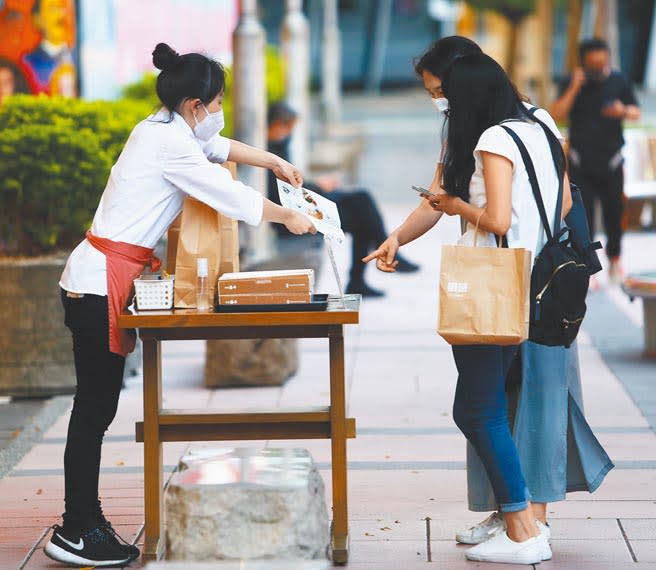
414, 35, 482, 78
152, 43, 225, 114
441, 53, 531, 201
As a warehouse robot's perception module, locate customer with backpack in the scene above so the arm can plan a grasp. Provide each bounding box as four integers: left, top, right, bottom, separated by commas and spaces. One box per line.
366, 53, 571, 564
369, 36, 612, 556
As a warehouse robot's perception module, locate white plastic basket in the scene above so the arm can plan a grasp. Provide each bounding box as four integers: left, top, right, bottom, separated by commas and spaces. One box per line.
133, 275, 174, 310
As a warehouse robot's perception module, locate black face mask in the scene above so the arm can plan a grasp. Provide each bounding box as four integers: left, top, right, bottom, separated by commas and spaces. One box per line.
268, 136, 291, 159
584, 68, 607, 83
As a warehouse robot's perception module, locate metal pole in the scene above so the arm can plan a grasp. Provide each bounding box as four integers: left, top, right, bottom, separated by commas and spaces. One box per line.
232, 0, 270, 261
281, 0, 310, 173
365, 0, 393, 93
321, 0, 341, 124
644, 1, 656, 89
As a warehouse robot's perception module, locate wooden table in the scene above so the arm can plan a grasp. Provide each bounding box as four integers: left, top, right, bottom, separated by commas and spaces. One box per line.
118, 296, 360, 565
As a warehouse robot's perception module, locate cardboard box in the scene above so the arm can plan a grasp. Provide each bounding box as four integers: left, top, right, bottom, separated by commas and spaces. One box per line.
218, 292, 312, 306
218, 269, 314, 296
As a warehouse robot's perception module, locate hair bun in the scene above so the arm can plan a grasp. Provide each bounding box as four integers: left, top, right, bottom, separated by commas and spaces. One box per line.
152, 43, 180, 71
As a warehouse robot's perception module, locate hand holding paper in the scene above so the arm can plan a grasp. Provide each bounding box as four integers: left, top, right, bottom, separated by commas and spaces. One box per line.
276, 179, 346, 244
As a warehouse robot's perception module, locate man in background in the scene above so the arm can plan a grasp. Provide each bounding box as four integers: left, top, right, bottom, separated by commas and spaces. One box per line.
267, 102, 420, 298
551, 38, 640, 284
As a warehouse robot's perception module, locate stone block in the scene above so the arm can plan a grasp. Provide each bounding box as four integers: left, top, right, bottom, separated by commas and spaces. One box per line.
204, 338, 299, 388
0, 256, 75, 396
166, 448, 329, 561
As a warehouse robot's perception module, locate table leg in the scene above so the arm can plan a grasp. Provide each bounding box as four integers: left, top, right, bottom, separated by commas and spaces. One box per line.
141, 338, 164, 561
644, 298, 656, 357
329, 327, 349, 565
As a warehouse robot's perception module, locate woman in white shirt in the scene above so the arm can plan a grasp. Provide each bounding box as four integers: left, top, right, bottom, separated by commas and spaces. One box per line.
46, 43, 314, 568
366, 53, 572, 565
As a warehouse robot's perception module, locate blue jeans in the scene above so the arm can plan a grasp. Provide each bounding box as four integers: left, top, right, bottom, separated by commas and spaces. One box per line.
452, 344, 530, 513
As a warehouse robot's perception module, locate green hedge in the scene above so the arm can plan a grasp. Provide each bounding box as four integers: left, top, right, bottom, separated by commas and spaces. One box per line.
0, 95, 152, 255
0, 47, 286, 256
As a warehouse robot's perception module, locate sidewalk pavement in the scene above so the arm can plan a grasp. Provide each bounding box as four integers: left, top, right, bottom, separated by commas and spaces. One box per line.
1, 89, 656, 569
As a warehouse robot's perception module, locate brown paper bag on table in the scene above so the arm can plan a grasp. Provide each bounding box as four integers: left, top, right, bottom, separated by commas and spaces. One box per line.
437, 242, 532, 345
217, 161, 240, 276
169, 162, 240, 308
166, 214, 181, 274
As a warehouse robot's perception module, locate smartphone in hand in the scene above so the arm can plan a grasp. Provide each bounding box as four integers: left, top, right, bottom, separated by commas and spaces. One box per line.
412, 185, 436, 196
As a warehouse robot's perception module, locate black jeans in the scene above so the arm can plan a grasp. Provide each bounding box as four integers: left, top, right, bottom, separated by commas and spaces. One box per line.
60, 290, 125, 530
330, 189, 387, 284
569, 165, 624, 259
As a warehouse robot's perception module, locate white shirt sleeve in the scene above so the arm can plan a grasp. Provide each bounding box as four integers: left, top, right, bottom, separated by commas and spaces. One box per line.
474, 126, 518, 167
533, 108, 564, 143
200, 134, 231, 163
162, 136, 263, 226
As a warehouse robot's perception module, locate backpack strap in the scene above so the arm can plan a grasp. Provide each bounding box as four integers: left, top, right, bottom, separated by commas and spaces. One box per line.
499, 124, 562, 242
526, 107, 568, 207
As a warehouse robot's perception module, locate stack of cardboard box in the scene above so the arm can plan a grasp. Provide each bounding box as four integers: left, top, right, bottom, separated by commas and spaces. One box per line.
217, 269, 315, 306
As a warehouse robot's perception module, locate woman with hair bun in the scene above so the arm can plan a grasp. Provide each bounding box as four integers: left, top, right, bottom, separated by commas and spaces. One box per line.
46, 43, 315, 568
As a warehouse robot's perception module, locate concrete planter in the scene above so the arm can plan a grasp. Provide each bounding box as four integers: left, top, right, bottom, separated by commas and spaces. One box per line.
0, 255, 75, 397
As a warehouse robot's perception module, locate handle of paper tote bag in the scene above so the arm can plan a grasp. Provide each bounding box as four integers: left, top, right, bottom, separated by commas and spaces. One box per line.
472, 209, 503, 248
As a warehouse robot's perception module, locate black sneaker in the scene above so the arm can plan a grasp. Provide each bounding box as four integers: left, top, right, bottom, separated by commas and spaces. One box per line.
395, 255, 420, 273
345, 281, 385, 298
99, 520, 141, 562
45, 524, 135, 567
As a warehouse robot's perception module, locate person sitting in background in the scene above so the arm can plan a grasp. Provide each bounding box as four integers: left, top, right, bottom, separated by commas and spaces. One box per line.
267, 101, 420, 298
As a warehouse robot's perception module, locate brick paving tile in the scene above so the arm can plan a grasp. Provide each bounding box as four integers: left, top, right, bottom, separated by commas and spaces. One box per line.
619, 518, 656, 539
547, 538, 634, 562
630, 540, 656, 563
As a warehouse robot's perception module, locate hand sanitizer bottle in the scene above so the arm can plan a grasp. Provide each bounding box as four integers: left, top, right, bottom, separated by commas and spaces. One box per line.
196, 258, 210, 311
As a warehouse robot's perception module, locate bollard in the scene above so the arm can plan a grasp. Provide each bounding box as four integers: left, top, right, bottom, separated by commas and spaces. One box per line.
281, 0, 310, 173
232, 0, 271, 262
321, 0, 341, 124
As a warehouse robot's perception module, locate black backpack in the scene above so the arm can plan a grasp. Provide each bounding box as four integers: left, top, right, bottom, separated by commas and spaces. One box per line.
525, 107, 603, 276
500, 123, 589, 348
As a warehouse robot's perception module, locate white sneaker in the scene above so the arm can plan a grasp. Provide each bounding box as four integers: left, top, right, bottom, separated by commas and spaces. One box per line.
465, 531, 544, 565
536, 520, 552, 560
456, 512, 506, 545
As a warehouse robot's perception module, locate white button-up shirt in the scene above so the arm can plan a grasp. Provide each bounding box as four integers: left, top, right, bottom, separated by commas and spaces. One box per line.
59, 109, 264, 296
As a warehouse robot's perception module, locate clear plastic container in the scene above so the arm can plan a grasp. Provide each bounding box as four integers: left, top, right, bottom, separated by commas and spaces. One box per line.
196, 258, 210, 311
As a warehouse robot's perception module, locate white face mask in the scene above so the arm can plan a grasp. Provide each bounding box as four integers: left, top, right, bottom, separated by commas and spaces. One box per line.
431, 97, 449, 113
193, 105, 225, 140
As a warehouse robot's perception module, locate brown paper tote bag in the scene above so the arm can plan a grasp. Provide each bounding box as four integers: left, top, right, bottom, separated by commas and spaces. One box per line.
169, 162, 240, 308
438, 225, 532, 346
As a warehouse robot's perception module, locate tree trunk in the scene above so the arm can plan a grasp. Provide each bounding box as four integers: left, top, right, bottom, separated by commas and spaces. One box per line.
537, 0, 554, 107
507, 21, 520, 82
565, 0, 584, 73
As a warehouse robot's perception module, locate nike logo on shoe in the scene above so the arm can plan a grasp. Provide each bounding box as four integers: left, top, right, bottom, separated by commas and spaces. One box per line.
56, 533, 85, 551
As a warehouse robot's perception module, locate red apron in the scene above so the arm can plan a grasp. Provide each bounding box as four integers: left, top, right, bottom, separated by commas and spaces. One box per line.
86, 230, 161, 356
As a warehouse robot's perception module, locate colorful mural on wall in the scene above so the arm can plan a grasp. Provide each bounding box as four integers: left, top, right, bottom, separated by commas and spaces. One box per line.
0, 0, 77, 102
